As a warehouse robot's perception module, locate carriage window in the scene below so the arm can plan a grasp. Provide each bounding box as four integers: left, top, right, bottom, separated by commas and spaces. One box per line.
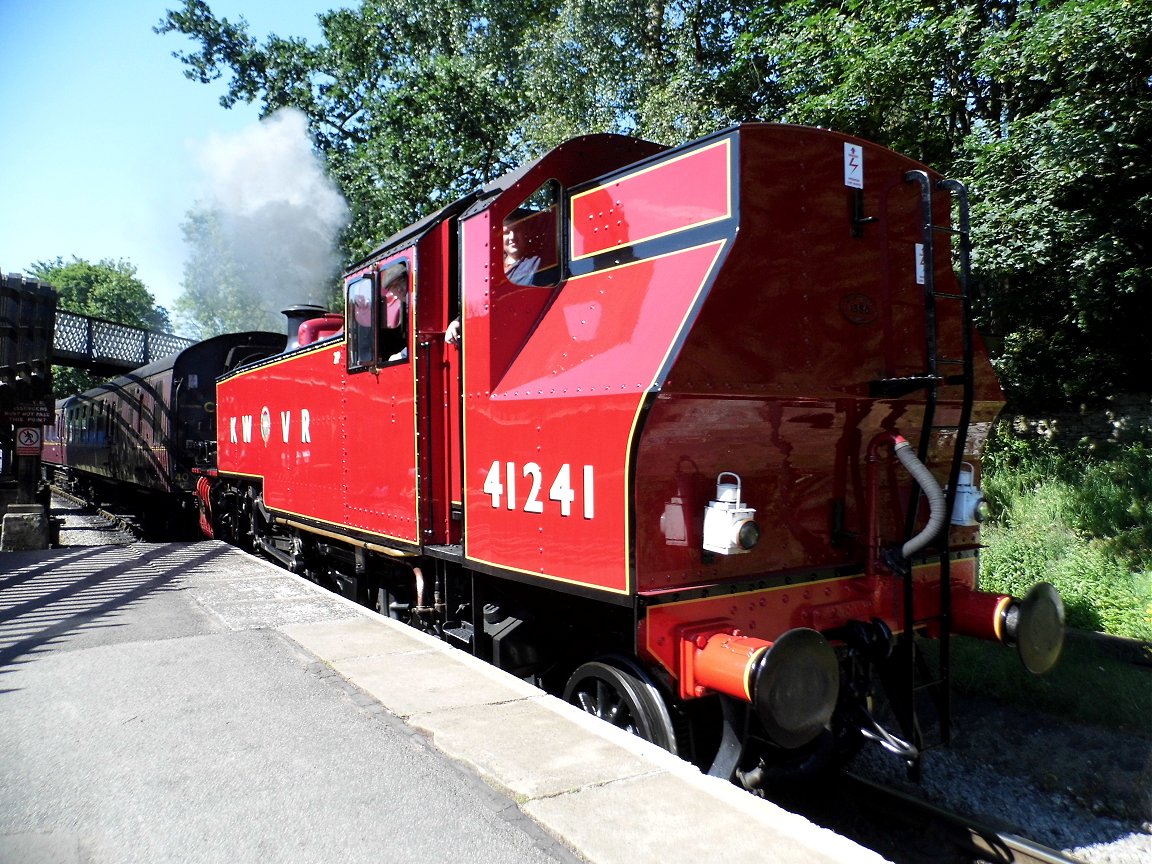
153, 384, 164, 440
503, 179, 561, 287
346, 260, 410, 372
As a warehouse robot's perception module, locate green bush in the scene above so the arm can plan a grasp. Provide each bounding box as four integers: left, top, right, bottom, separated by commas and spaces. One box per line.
979, 433, 1152, 641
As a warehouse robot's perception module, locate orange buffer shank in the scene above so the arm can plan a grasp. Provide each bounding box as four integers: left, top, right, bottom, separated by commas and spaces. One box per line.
952, 583, 1065, 675
678, 625, 840, 750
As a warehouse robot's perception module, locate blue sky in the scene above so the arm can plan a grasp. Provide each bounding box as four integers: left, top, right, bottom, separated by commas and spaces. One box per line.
0, 1, 336, 320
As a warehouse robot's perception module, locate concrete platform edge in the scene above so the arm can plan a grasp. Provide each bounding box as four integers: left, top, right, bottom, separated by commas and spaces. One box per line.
267, 558, 892, 864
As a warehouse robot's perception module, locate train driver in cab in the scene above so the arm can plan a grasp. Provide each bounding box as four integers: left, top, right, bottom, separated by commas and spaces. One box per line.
348, 261, 409, 367
445, 207, 547, 346
382, 264, 408, 361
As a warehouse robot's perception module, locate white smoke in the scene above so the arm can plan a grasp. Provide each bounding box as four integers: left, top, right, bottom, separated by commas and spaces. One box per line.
193, 108, 350, 323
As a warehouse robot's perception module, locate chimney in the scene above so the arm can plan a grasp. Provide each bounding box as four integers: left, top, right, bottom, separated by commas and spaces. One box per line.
281, 305, 326, 351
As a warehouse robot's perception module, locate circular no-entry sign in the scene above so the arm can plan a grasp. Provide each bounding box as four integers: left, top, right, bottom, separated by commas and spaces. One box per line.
16, 427, 42, 454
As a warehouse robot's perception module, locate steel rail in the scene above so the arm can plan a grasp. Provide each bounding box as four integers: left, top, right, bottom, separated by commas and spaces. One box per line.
842, 771, 1086, 864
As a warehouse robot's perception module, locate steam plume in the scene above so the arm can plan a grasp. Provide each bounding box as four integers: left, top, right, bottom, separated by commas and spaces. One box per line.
190, 108, 350, 331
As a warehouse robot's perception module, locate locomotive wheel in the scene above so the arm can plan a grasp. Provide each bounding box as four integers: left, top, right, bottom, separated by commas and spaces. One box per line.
562, 657, 678, 754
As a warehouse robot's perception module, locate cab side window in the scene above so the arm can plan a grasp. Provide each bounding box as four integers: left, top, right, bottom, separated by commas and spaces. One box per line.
346, 259, 410, 372
503, 179, 561, 288
347, 275, 376, 370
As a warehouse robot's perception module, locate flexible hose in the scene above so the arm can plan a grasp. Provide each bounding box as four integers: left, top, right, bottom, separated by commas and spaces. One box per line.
892, 436, 947, 559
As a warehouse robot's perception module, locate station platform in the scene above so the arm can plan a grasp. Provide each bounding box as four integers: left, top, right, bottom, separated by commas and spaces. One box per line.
0, 540, 888, 864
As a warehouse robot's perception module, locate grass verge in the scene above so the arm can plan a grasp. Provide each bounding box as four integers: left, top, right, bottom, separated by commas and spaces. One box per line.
950, 633, 1152, 735
979, 435, 1152, 641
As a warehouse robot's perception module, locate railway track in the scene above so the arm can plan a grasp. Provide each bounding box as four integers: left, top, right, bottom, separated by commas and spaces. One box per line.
50, 488, 142, 542
832, 772, 1088, 864
765, 770, 1084, 864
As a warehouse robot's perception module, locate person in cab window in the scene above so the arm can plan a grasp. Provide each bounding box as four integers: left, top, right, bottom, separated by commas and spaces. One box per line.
503, 214, 541, 285
445, 207, 548, 347
382, 265, 409, 361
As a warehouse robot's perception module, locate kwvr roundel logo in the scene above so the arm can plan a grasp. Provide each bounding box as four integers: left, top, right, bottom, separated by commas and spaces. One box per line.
260, 406, 272, 445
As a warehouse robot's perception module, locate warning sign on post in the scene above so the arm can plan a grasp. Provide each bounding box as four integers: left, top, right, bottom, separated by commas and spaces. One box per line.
16, 427, 42, 455
844, 143, 863, 189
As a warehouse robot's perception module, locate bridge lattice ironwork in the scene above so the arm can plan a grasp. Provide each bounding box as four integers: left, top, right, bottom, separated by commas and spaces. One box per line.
53, 310, 195, 371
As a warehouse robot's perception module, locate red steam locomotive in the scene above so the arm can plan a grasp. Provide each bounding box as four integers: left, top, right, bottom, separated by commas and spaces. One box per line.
197, 124, 1064, 786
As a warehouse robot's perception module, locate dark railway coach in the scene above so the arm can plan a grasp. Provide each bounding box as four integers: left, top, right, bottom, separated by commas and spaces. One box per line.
198, 124, 1064, 786
43, 331, 285, 535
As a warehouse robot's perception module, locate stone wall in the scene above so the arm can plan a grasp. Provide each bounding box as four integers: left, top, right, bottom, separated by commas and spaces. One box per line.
1000, 394, 1152, 449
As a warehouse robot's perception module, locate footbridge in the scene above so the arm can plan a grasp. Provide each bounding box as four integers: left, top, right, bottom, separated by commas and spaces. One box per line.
51, 308, 195, 376
2, 272, 195, 391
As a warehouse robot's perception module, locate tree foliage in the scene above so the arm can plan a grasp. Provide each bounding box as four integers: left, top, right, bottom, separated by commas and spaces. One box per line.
29, 257, 173, 397
733, 0, 1152, 408
517, 0, 764, 146
963, 0, 1152, 407
158, 0, 1151, 409
158, 0, 543, 260
157, 0, 763, 255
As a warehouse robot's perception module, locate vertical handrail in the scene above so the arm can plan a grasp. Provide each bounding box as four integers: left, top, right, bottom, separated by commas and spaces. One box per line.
934, 178, 976, 748
900, 171, 938, 759
895, 173, 978, 755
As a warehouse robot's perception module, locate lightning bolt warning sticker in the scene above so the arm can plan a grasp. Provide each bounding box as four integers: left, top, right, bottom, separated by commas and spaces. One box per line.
844, 143, 863, 189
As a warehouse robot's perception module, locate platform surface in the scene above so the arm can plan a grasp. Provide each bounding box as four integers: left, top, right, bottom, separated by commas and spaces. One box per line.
0, 540, 890, 864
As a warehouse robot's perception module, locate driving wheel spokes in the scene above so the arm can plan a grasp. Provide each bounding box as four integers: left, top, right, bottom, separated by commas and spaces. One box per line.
562, 657, 678, 754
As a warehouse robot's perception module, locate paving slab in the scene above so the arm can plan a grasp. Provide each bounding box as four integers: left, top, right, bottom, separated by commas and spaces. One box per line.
328, 646, 542, 715
281, 616, 441, 660
0, 543, 578, 864
410, 696, 664, 799
523, 770, 881, 864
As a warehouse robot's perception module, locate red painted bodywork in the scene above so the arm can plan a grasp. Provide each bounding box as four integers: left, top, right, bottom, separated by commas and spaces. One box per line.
214, 125, 1007, 701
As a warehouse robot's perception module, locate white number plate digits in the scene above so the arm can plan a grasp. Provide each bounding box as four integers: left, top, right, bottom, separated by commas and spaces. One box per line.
483, 461, 594, 519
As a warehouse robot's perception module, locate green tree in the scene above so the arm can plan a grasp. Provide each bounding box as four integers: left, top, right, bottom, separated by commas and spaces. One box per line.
29, 257, 173, 397
963, 0, 1152, 407
160, 0, 1151, 409
157, 0, 547, 259
733, 0, 1152, 408
518, 0, 764, 147
733, 0, 994, 166
156, 0, 762, 254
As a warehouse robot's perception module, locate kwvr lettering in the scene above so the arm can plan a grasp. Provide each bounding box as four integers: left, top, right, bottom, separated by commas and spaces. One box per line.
230, 410, 312, 445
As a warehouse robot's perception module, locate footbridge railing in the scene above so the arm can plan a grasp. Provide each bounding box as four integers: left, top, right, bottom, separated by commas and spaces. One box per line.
52, 310, 195, 374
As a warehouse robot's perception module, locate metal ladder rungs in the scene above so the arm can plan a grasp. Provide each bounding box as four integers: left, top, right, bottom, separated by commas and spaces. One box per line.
896, 171, 977, 760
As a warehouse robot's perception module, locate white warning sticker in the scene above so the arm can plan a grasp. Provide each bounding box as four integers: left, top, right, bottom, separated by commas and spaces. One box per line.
844, 143, 863, 189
